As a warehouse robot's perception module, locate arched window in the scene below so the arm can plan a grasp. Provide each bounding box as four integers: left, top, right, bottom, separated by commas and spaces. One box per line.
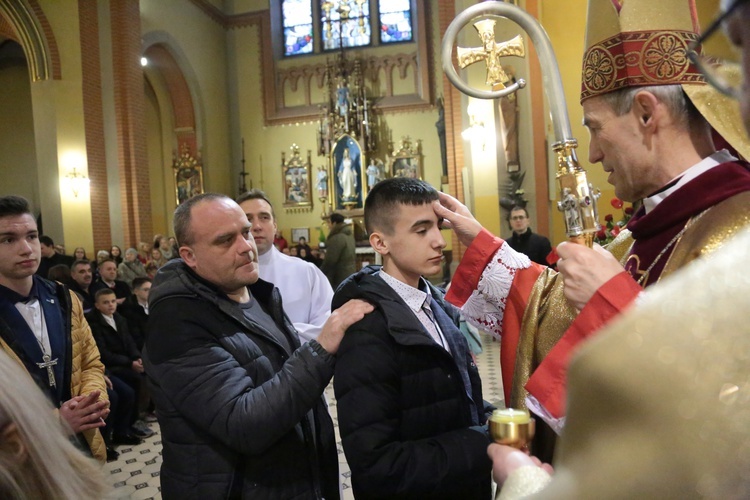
282, 0, 314, 56
280, 0, 414, 57
378, 0, 412, 45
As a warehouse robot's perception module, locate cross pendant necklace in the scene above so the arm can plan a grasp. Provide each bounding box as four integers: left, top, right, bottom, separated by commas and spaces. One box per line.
36, 353, 58, 388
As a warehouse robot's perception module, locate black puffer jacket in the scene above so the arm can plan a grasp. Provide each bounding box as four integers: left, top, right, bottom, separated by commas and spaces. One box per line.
144, 260, 339, 499
333, 266, 492, 499
507, 228, 552, 267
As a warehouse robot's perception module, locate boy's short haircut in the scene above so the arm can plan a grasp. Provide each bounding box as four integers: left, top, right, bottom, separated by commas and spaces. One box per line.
132, 277, 152, 290
364, 177, 439, 235
94, 288, 116, 301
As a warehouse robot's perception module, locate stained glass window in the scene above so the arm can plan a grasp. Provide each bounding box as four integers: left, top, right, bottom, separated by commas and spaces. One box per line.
283, 0, 314, 56
320, 1, 371, 51
379, 0, 412, 44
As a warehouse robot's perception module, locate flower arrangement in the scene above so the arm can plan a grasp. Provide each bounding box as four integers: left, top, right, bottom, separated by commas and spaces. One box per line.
596, 198, 634, 245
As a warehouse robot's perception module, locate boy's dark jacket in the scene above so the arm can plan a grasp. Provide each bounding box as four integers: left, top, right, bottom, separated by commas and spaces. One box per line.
333, 265, 493, 500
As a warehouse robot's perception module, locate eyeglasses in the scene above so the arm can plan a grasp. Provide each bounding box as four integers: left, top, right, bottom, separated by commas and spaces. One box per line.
687, 0, 747, 99
510, 215, 527, 221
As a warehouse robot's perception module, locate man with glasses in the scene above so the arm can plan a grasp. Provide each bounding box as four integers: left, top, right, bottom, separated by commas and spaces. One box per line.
484, 0, 750, 496
436, 0, 750, 464
506, 206, 552, 267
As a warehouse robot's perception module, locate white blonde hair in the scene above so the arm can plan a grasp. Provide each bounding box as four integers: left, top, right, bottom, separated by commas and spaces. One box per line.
0, 351, 108, 499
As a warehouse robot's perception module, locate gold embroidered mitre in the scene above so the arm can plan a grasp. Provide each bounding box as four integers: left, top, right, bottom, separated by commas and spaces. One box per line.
581, 0, 703, 101
581, 0, 750, 159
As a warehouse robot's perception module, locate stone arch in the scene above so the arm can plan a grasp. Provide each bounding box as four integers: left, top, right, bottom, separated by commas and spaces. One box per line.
140, 31, 204, 234
141, 31, 204, 156
0, 0, 60, 81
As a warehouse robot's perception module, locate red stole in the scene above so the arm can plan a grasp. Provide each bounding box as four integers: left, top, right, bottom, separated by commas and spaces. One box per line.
626, 161, 750, 286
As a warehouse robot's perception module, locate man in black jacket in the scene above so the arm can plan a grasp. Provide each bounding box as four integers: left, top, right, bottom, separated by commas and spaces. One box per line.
144, 193, 372, 499
506, 206, 552, 267
333, 178, 493, 499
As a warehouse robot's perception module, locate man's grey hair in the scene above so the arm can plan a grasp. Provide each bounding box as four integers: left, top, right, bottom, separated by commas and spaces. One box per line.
173, 193, 232, 247
601, 84, 707, 133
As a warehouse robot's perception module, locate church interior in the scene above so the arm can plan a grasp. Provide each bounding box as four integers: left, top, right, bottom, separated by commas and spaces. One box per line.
0, 0, 728, 260
0, 0, 735, 497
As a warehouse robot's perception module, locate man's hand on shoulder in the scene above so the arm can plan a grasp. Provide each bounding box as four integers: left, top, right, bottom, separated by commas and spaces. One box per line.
556, 242, 625, 311
317, 299, 374, 354
432, 192, 483, 247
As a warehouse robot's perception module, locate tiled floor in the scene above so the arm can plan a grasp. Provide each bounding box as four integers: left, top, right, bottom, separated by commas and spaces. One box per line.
104, 332, 503, 499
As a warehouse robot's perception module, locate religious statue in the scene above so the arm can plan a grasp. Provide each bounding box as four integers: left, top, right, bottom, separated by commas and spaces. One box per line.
559, 188, 583, 233
366, 159, 383, 191
499, 65, 520, 171
338, 149, 358, 200
457, 19, 525, 90
337, 80, 351, 119
317, 166, 329, 199
435, 97, 448, 179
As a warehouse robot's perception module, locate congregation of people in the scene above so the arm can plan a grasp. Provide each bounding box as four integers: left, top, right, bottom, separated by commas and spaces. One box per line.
1, 0, 749, 498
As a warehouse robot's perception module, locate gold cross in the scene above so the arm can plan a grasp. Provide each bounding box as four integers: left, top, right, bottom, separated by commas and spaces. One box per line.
457, 19, 525, 90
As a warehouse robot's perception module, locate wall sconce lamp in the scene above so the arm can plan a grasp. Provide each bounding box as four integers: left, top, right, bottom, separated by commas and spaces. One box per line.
65, 167, 90, 198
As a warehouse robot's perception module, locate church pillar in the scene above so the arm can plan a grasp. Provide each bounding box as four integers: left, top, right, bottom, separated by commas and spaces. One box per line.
78, 0, 113, 252
109, 0, 153, 247
437, 0, 469, 261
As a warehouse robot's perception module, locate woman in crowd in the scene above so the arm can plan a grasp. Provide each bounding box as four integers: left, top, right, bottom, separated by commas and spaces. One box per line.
145, 247, 167, 278
73, 247, 87, 261
118, 248, 148, 287
136, 242, 150, 265
109, 245, 123, 266
153, 234, 173, 260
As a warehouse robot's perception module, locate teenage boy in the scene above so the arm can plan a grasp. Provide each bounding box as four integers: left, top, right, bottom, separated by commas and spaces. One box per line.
333, 177, 493, 499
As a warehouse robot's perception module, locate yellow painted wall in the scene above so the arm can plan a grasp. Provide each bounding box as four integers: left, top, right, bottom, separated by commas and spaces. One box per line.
27, 1, 95, 254
0, 60, 39, 207
140, 0, 233, 202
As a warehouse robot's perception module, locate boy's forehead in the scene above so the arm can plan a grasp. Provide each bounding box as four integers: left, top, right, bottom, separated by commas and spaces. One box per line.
0, 213, 37, 232
394, 202, 439, 224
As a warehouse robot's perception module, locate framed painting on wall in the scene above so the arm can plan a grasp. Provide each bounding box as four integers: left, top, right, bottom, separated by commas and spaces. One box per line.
387, 136, 422, 180
291, 227, 310, 246
282, 144, 313, 209
173, 146, 204, 205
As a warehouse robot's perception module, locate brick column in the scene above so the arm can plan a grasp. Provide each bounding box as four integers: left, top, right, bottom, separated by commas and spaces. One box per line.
78, 0, 112, 251
437, 0, 468, 260
110, 0, 153, 247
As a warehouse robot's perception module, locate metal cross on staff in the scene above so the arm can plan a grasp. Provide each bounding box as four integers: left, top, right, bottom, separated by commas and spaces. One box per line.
457, 19, 525, 91
443, 3, 601, 246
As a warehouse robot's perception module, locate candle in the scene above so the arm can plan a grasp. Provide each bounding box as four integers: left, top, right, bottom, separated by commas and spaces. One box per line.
491, 408, 530, 424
